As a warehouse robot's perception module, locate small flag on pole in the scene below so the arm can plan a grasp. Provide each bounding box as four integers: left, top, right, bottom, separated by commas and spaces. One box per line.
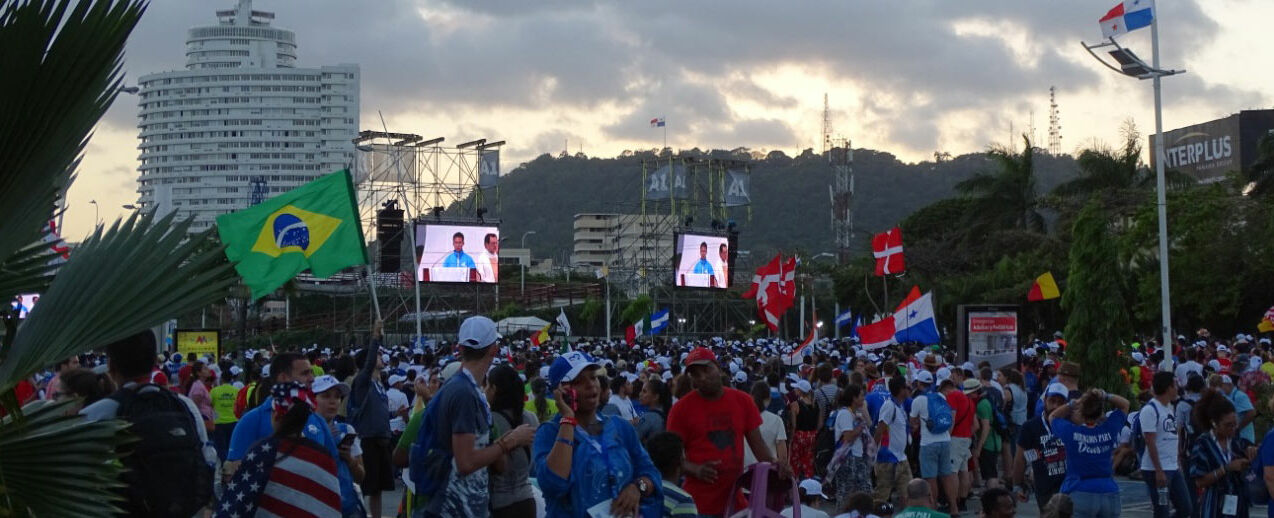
1028, 272, 1061, 301
835, 309, 853, 329
1099, 0, 1154, 38
530, 323, 552, 347
650, 117, 665, 128
556, 308, 572, 337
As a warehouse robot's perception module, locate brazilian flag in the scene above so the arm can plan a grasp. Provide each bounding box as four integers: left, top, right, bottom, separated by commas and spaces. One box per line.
216, 169, 367, 299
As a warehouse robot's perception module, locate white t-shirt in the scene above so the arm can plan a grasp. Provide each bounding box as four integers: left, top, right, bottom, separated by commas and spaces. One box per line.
877, 398, 909, 462
782, 504, 830, 518
387, 387, 410, 433
1138, 399, 1179, 471
1175, 361, 1203, 387
608, 394, 636, 420
745, 410, 788, 466
910, 393, 952, 446
834, 407, 864, 456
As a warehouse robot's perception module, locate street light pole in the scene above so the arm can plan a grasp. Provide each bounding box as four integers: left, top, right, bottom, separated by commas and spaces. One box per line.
1150, 16, 1173, 349
520, 231, 536, 299
89, 199, 99, 228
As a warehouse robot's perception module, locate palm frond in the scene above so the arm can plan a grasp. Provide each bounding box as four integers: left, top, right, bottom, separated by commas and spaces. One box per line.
0, 0, 146, 260
0, 212, 237, 393
0, 398, 133, 517
0, 240, 64, 303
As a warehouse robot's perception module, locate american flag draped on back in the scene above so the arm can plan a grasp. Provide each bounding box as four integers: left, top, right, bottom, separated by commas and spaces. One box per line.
214, 437, 341, 518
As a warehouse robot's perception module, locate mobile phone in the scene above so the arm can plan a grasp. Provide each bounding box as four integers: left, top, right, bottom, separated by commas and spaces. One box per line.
561, 387, 577, 411
341, 433, 357, 447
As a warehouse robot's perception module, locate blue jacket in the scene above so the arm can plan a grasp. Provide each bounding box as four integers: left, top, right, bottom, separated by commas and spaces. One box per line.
532, 415, 662, 517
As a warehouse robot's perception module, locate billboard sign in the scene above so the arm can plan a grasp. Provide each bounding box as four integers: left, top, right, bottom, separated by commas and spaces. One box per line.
957, 305, 1019, 369
1150, 110, 1274, 183
724, 168, 751, 206
175, 329, 220, 359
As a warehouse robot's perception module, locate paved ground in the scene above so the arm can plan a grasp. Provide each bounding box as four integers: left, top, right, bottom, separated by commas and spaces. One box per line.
374, 478, 1265, 517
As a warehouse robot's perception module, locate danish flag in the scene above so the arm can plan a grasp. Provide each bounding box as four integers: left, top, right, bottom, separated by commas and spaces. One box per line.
742, 254, 797, 332
872, 227, 905, 276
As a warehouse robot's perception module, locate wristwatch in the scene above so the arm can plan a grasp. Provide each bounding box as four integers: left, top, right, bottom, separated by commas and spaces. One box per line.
636, 477, 651, 496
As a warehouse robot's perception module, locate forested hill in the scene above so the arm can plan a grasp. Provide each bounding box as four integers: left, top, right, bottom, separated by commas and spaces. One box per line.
485, 147, 1080, 262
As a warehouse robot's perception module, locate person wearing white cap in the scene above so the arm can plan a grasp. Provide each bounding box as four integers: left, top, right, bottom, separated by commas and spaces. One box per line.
385, 374, 410, 437
908, 370, 958, 516
1012, 383, 1072, 511
411, 316, 536, 517
312, 374, 367, 515
348, 328, 395, 515
1137, 371, 1191, 518
779, 479, 830, 518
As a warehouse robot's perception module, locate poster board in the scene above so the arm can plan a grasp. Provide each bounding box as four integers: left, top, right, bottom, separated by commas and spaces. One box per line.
956, 305, 1019, 369
175, 329, 220, 360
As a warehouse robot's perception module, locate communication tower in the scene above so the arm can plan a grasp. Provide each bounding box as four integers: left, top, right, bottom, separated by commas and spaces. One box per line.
823, 94, 853, 262
1048, 86, 1063, 155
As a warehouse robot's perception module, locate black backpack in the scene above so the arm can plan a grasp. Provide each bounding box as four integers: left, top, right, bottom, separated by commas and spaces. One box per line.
110, 384, 214, 517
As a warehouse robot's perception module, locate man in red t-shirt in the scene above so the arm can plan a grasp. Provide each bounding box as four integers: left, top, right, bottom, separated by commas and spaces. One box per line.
943, 374, 977, 512
668, 347, 781, 517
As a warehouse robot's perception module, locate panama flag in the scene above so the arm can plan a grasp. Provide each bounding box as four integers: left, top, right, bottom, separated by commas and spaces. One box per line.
650, 117, 665, 128
858, 316, 897, 350
893, 286, 941, 345
1100, 0, 1154, 38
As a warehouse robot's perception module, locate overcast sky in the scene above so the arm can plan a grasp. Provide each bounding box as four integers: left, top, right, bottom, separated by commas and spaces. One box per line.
64, 0, 1272, 237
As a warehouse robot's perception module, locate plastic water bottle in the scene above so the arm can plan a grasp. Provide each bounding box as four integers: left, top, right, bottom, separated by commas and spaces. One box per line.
1157, 487, 1169, 507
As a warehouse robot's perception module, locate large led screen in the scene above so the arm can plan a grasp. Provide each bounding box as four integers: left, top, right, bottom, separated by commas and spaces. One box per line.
415, 224, 500, 283
673, 233, 733, 289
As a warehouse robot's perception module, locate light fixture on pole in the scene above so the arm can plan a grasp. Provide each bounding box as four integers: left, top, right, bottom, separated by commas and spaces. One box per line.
89, 199, 99, 228
1081, 1, 1183, 348
520, 230, 537, 298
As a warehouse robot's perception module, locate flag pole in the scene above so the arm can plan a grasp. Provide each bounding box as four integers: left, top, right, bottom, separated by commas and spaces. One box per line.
366, 263, 383, 323
1150, 9, 1173, 348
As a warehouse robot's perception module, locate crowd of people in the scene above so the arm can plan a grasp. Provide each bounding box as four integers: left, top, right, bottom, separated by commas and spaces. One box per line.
14, 320, 1274, 518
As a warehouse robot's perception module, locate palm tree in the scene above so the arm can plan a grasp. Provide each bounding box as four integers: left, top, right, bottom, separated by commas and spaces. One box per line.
955, 135, 1045, 234
0, 1, 238, 515
1053, 122, 1194, 197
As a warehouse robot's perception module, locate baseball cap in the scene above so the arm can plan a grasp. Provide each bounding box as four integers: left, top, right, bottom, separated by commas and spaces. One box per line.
733, 371, 748, 383
798, 479, 830, 500
793, 380, 812, 393
684, 346, 717, 367
961, 361, 976, 373
387, 374, 407, 387
914, 370, 934, 385
1045, 383, 1070, 399
229, 365, 243, 377
548, 351, 601, 387
1221, 375, 1234, 386
440, 361, 463, 382
935, 367, 951, 383
312, 375, 350, 397
458, 316, 500, 348
1217, 345, 1230, 353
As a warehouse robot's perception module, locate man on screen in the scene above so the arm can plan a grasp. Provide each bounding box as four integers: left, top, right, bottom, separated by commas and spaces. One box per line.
477, 233, 499, 282
716, 243, 729, 286
437, 232, 476, 268
692, 242, 715, 275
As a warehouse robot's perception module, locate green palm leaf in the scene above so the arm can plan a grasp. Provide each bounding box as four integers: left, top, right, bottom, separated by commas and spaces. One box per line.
0, 212, 237, 393
0, 399, 133, 517
0, 240, 63, 303
0, 0, 146, 261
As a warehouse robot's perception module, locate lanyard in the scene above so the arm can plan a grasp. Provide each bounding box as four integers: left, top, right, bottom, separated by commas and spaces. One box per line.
576, 423, 621, 497
1210, 433, 1231, 466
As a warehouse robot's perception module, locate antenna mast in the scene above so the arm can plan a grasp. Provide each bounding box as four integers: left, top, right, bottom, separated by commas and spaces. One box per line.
1048, 86, 1063, 154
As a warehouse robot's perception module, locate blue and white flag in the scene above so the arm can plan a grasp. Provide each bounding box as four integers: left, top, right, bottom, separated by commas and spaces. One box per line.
1100, 0, 1153, 38
893, 291, 941, 345
835, 309, 854, 329
649, 308, 670, 335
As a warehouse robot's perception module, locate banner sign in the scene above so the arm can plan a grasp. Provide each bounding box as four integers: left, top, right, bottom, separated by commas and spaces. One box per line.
647, 164, 671, 200
1149, 109, 1274, 184
956, 305, 1019, 369
724, 168, 751, 206
479, 149, 499, 188
175, 329, 220, 359
671, 163, 689, 200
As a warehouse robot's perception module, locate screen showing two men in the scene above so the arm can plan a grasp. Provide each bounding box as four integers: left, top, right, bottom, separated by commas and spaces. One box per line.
415, 225, 500, 283
674, 234, 731, 289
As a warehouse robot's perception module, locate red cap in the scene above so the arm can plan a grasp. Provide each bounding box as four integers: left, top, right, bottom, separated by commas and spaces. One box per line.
684, 346, 717, 367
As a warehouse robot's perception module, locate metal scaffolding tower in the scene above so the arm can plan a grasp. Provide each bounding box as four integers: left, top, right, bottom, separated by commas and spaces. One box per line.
1048, 86, 1063, 155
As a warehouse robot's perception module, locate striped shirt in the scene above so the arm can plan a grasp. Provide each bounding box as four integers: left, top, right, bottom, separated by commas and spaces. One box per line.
662, 480, 697, 517
214, 436, 341, 518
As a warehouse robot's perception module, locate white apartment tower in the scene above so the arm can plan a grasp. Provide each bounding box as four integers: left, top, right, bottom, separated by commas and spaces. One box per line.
134, 0, 359, 231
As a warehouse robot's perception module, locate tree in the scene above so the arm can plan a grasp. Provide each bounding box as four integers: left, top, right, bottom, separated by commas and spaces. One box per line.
0, 2, 237, 515
955, 135, 1045, 234
578, 297, 604, 335
1052, 122, 1193, 200
1061, 201, 1132, 392
1246, 133, 1274, 198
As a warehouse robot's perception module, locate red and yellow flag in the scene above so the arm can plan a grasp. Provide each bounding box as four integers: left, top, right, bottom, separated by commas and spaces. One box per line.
530, 323, 552, 347
1028, 272, 1060, 301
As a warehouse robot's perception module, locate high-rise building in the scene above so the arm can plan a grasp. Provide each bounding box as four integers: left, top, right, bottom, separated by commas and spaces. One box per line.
134, 0, 359, 231
571, 213, 674, 269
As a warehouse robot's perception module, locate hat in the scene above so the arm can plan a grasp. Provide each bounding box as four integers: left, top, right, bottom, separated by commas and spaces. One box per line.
922, 354, 940, 368
1221, 374, 1234, 386
935, 367, 951, 383
914, 370, 935, 385
1023, 348, 1038, 358
798, 479, 830, 500
458, 316, 500, 348
1131, 352, 1145, 363
548, 351, 601, 387
271, 381, 316, 418
312, 375, 350, 397
684, 347, 717, 368
1208, 359, 1222, 371
1045, 382, 1070, 399
229, 365, 243, 377
961, 361, 976, 373
1042, 359, 1056, 368
440, 361, 463, 382
387, 374, 407, 387
962, 378, 981, 393
793, 380, 812, 393
733, 371, 748, 383
1217, 345, 1230, 354
1058, 361, 1082, 379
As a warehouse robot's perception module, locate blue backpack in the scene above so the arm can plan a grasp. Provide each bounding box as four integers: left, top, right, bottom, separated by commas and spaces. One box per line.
924, 391, 953, 434
409, 385, 453, 497
1130, 403, 1159, 458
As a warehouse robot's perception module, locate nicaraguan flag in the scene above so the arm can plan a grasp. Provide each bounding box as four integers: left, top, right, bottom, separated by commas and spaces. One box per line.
1100, 0, 1154, 38
892, 289, 941, 345
650, 117, 665, 128
649, 308, 670, 335
835, 309, 853, 329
